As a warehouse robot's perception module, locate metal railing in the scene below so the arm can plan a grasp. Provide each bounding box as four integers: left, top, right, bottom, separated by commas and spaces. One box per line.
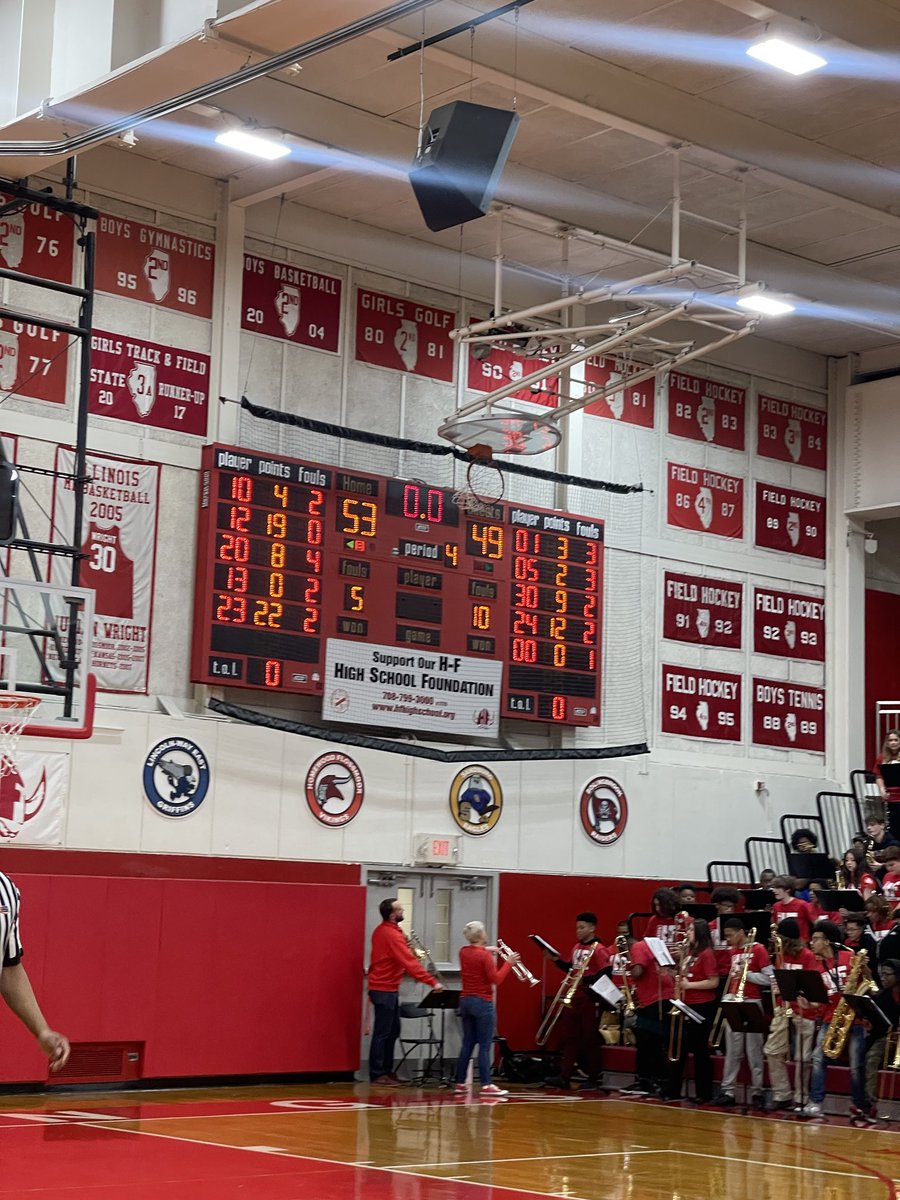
706, 860, 753, 889
745, 836, 789, 882
779, 813, 827, 856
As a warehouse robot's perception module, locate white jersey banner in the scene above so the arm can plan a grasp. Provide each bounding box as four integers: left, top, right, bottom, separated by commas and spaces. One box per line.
0, 750, 67, 845
52, 449, 160, 693
324, 639, 503, 736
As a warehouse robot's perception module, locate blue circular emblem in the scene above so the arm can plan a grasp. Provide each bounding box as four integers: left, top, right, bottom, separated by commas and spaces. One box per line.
143, 737, 210, 817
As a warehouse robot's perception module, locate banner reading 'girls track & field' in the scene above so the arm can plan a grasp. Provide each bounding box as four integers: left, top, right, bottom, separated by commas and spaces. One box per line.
666, 462, 744, 539
354, 287, 455, 383
751, 678, 825, 753
662, 570, 743, 649
661, 664, 742, 742
51, 449, 160, 693
88, 331, 210, 435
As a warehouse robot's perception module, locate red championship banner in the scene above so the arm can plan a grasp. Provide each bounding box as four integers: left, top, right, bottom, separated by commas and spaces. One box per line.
755, 483, 825, 559
95, 214, 215, 317
89, 330, 209, 436
667, 370, 745, 450
753, 587, 825, 662
752, 678, 825, 752
51, 449, 160, 693
241, 253, 342, 353
583, 353, 655, 426
757, 394, 827, 471
466, 341, 559, 408
355, 287, 455, 382
0, 192, 75, 283
661, 664, 742, 742
662, 571, 742, 649
667, 461, 744, 539
0, 317, 68, 404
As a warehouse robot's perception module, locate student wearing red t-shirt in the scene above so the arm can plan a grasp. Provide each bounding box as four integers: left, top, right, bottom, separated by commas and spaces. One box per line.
771, 876, 817, 941
645, 888, 681, 951
619, 933, 676, 1097
543, 912, 610, 1091
718, 919, 771, 1109
454, 921, 515, 1097
709, 887, 741, 979
806, 921, 868, 1119
665, 918, 719, 1104
763, 917, 820, 1110
838, 849, 878, 901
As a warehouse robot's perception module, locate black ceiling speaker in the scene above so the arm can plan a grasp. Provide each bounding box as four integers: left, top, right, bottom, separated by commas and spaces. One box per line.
0, 460, 19, 545
410, 101, 520, 232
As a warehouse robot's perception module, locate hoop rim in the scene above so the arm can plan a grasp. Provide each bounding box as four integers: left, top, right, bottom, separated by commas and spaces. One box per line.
0, 694, 41, 712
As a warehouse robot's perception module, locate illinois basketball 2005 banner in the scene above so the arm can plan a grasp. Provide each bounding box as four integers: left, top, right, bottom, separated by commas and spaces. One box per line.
242, 253, 342, 353
88, 330, 210, 435
51, 449, 160, 693
0, 750, 67, 845
354, 287, 455, 382
95, 213, 215, 317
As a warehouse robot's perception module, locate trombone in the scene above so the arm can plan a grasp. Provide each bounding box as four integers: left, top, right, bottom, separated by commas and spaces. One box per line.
406, 928, 445, 985
666, 917, 695, 1062
496, 938, 539, 986
536, 953, 590, 1045
708, 925, 756, 1049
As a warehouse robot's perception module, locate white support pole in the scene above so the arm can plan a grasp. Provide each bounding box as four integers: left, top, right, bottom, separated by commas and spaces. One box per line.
671, 147, 681, 266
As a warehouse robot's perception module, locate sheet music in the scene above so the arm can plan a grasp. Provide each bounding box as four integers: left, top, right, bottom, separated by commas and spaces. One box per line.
530, 933, 561, 958
645, 936, 675, 967
591, 975, 624, 1007
670, 998, 704, 1024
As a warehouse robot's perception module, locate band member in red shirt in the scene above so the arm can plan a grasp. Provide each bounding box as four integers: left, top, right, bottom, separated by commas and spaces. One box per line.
454, 921, 517, 1097
543, 912, 610, 1090
771, 876, 817, 941
838, 849, 878, 901
763, 917, 820, 1111
645, 888, 681, 950
710, 887, 741, 979
665, 918, 719, 1103
367, 897, 442, 1086
807, 921, 867, 1119
717, 919, 771, 1109
620, 931, 676, 1097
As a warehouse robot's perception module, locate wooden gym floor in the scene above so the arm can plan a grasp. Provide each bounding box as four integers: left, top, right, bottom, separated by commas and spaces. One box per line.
2, 1082, 900, 1199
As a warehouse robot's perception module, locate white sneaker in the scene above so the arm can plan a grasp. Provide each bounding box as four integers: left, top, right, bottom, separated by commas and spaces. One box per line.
799, 1102, 822, 1117
480, 1084, 508, 1096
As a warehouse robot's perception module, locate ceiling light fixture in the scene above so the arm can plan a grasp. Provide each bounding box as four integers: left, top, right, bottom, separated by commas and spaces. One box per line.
215, 128, 290, 160
736, 285, 795, 316
746, 31, 826, 76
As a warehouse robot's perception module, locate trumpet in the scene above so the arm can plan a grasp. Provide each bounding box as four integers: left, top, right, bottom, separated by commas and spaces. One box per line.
496, 938, 539, 987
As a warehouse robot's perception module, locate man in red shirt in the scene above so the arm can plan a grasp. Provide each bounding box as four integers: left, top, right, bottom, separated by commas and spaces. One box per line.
543, 912, 610, 1091
718, 918, 771, 1109
367, 897, 443, 1085
806, 921, 867, 1119
763, 917, 819, 1110
619, 933, 676, 1097
771, 876, 816, 942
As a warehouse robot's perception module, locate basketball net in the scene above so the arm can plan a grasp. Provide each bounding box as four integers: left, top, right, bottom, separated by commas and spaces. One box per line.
454, 443, 505, 517
0, 694, 39, 777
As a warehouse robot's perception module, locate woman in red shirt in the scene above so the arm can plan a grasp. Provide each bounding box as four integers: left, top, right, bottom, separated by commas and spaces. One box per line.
875, 729, 900, 838
665, 918, 719, 1104
454, 921, 515, 1096
838, 848, 878, 901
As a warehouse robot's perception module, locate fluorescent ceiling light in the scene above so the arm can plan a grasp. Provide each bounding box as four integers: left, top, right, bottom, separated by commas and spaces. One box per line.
746, 36, 826, 76
215, 129, 290, 160
737, 290, 795, 316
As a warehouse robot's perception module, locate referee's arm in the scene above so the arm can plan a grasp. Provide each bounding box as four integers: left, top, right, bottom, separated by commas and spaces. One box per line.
0, 963, 71, 1071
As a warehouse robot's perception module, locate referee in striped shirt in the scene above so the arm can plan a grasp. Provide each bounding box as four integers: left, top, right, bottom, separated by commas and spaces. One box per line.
0, 872, 69, 1071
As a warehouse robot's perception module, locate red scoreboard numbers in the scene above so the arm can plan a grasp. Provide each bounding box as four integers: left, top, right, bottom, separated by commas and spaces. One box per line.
192, 446, 604, 727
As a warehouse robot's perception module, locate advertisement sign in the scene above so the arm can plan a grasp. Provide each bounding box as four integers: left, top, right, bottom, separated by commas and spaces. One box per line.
241, 253, 342, 353
752, 678, 825, 752
0, 751, 67, 845
661, 664, 742, 742
755, 483, 825, 559
466, 340, 559, 408
0, 192, 76, 283
324, 639, 502, 736
662, 570, 742, 648
52, 449, 160, 693
0, 318, 68, 404
667, 370, 746, 450
757, 394, 827, 470
753, 587, 825, 662
89, 330, 209, 435
583, 353, 655, 426
95, 214, 215, 317
667, 462, 744, 539
354, 287, 455, 382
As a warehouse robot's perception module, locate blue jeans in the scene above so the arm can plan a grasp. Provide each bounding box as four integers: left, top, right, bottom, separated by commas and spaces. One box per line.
810, 1022, 865, 1108
369, 990, 400, 1079
456, 995, 496, 1085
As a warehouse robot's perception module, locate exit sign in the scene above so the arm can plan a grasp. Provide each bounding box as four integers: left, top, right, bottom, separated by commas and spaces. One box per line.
413, 833, 460, 865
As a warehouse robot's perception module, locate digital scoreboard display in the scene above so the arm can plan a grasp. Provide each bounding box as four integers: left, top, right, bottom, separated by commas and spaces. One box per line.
191, 444, 604, 727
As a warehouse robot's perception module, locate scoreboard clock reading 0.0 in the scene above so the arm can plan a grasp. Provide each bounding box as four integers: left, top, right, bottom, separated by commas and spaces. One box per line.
191, 444, 604, 727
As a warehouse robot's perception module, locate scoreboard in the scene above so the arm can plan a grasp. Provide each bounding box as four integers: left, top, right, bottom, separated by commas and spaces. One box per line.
191, 444, 604, 727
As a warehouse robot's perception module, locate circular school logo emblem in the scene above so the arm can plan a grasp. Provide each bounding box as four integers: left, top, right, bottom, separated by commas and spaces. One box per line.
449, 765, 502, 836
143, 737, 210, 818
579, 777, 628, 846
305, 752, 365, 827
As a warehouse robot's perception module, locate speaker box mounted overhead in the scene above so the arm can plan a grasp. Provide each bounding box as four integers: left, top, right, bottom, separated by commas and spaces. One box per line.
409, 101, 520, 233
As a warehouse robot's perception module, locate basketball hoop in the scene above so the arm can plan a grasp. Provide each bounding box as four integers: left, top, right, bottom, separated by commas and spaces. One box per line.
0, 694, 40, 777
440, 413, 561, 515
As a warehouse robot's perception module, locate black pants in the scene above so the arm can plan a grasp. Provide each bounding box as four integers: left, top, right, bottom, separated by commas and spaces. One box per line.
634, 1003, 671, 1090
557, 993, 603, 1081
888, 800, 900, 842
666, 1000, 717, 1101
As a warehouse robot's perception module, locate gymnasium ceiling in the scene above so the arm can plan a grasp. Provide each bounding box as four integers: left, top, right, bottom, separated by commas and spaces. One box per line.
5, 0, 900, 358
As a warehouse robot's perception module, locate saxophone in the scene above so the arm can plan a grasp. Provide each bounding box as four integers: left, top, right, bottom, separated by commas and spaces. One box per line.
822, 948, 878, 1060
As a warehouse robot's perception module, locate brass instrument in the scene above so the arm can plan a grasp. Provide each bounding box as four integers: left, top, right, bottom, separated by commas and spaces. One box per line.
709, 926, 757, 1049
496, 937, 539, 987
770, 921, 786, 1020
406, 928, 444, 984
666, 913, 696, 1062
823, 948, 878, 1059
536, 949, 591, 1045
614, 934, 636, 1018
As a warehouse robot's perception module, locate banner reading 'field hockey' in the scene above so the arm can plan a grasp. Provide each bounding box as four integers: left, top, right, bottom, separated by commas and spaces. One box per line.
661, 664, 742, 742
757, 395, 827, 470
755, 483, 825, 559
662, 570, 743, 648
667, 462, 744, 538
667, 370, 745, 450
753, 587, 825, 662
355, 288, 455, 382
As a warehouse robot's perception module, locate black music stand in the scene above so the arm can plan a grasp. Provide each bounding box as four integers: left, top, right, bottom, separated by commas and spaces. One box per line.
719, 1000, 768, 1108
419, 988, 460, 1086
844, 992, 892, 1036
742, 889, 776, 910
774, 969, 828, 1115
818, 890, 867, 912
788, 852, 833, 884
680, 903, 717, 922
